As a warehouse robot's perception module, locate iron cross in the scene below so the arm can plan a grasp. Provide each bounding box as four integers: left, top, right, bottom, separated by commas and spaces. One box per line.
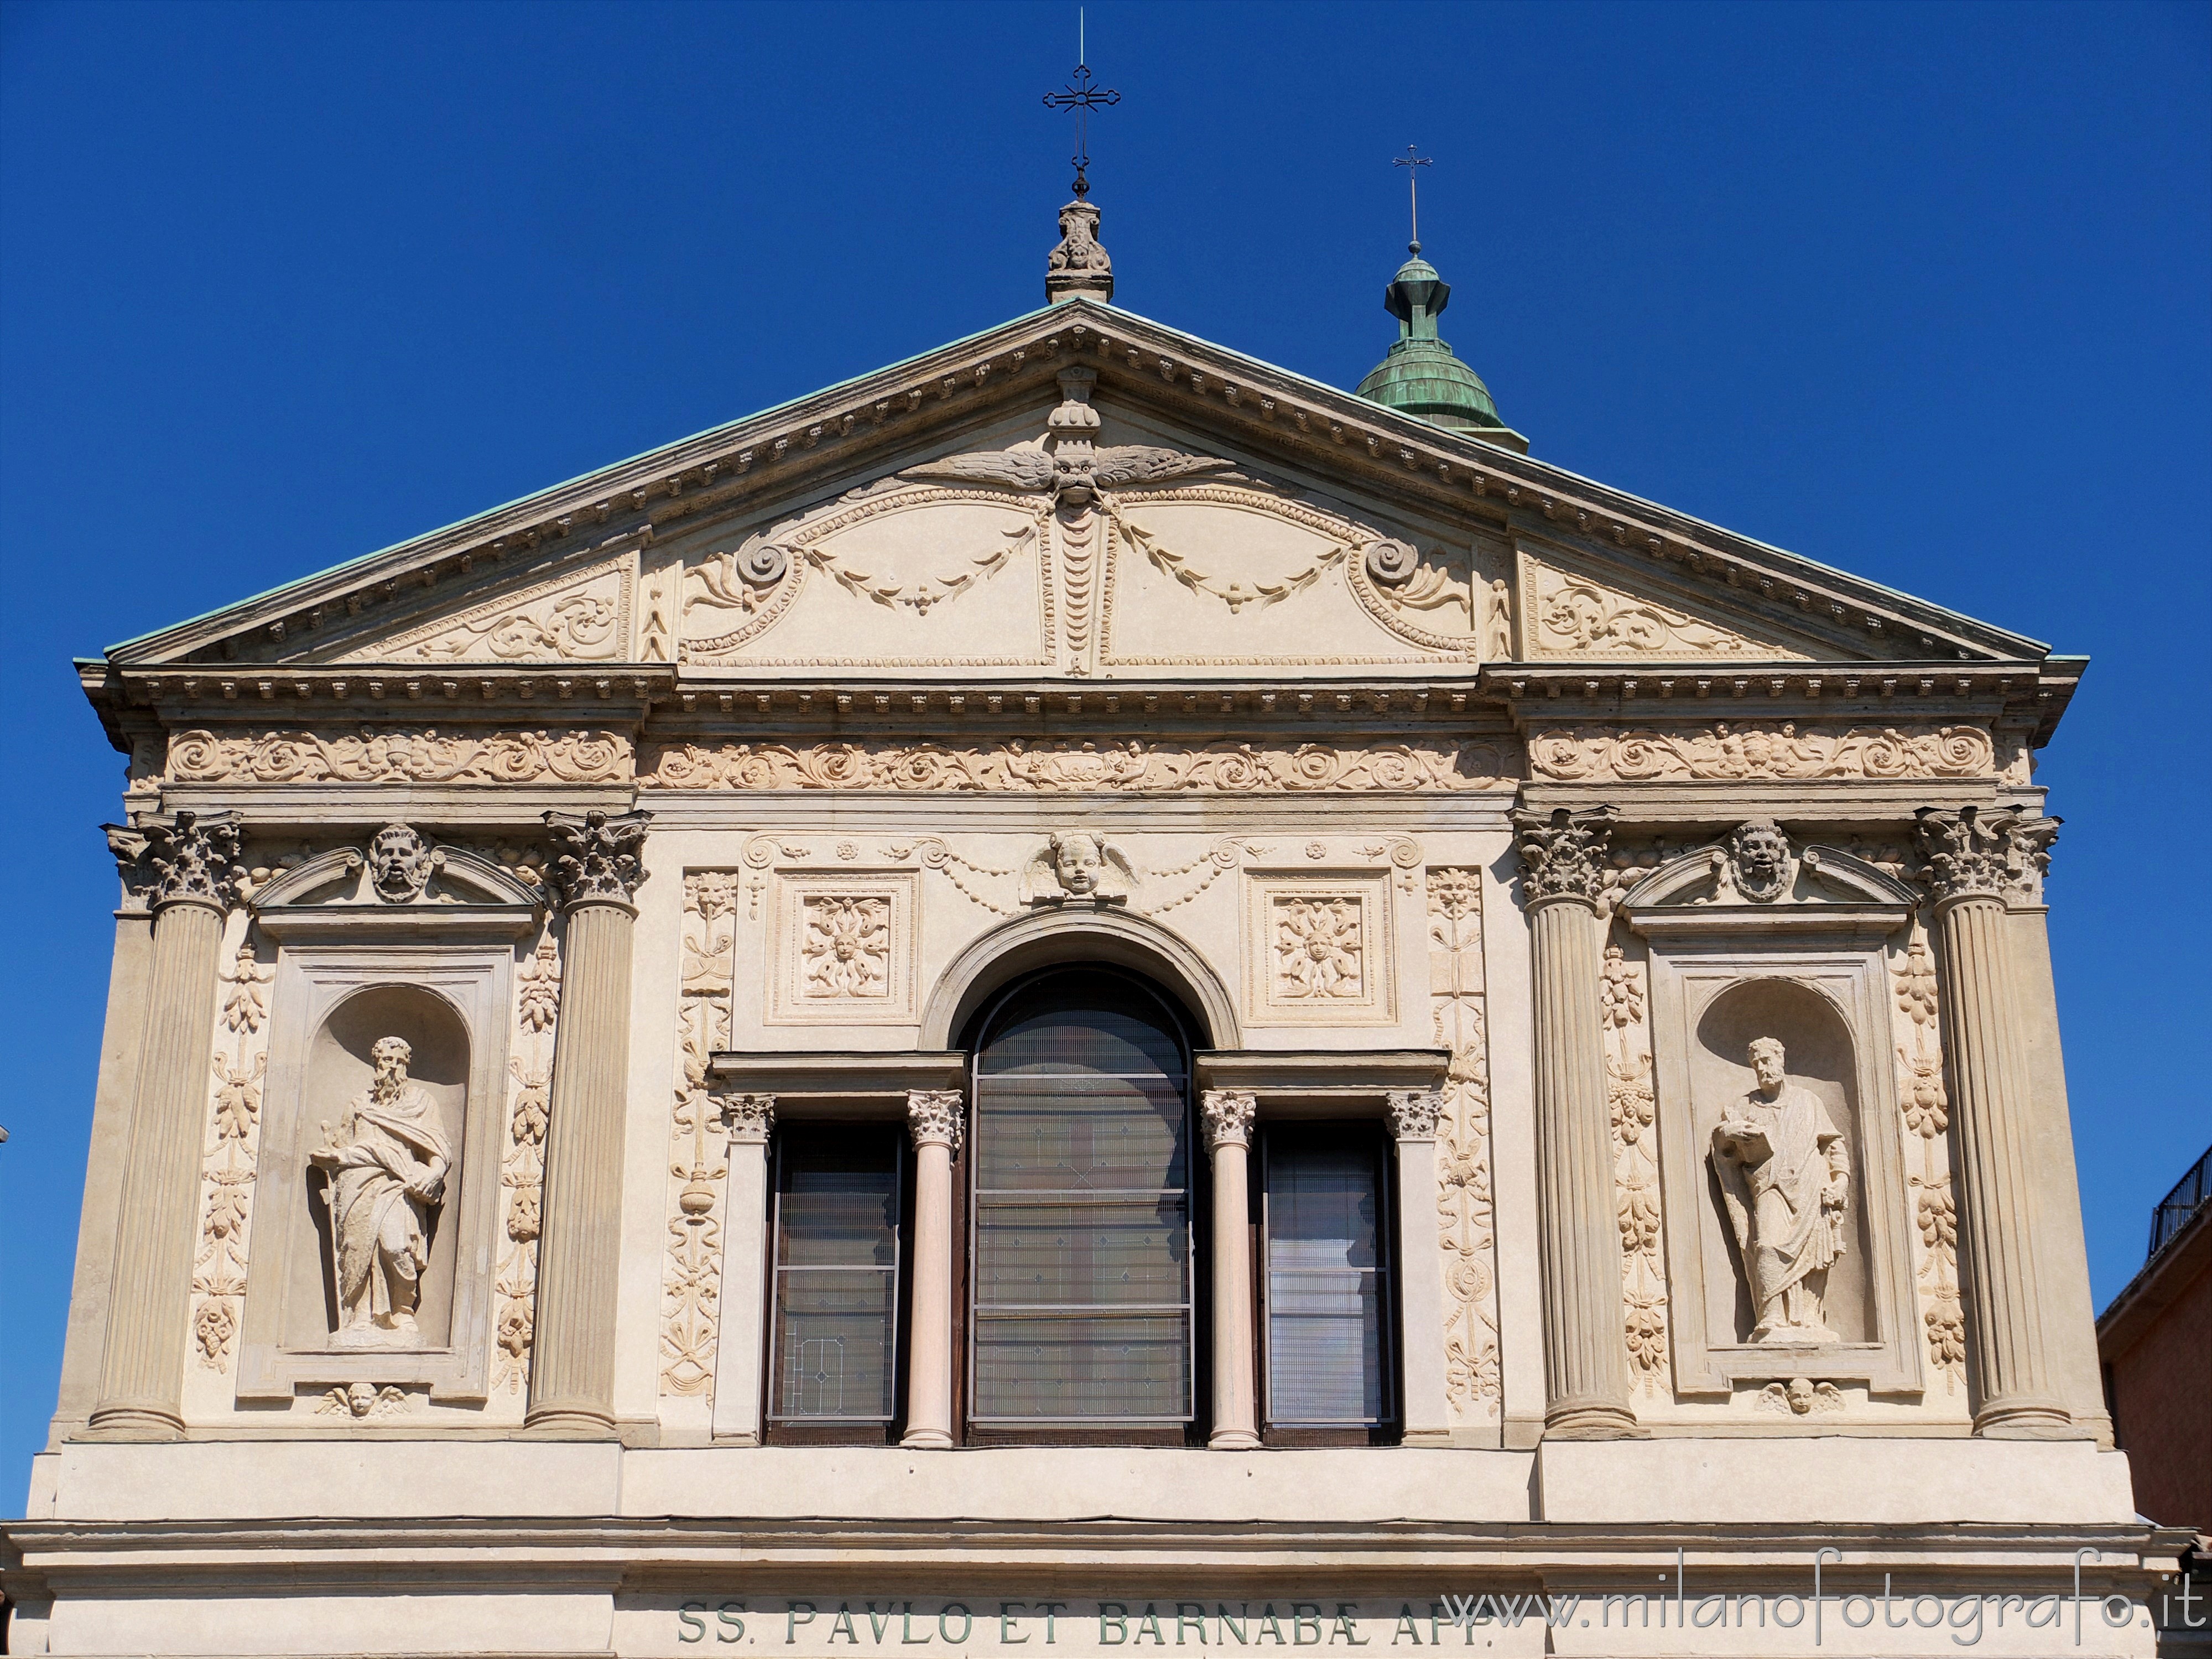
1043, 12, 1120, 200
1394, 145, 1433, 250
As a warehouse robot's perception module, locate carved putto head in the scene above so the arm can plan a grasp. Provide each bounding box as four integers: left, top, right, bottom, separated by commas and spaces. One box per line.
1020, 829, 1134, 907
368, 823, 441, 903
1721, 819, 1794, 903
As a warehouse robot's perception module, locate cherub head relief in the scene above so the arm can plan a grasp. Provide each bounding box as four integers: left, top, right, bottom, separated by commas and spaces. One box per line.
1020, 830, 1134, 908
368, 823, 441, 903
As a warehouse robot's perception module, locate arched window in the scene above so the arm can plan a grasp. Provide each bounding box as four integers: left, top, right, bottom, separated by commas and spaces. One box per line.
969, 968, 1195, 1431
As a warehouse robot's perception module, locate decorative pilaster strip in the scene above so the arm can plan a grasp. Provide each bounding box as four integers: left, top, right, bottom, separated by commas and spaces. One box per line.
903, 1089, 965, 1449
1511, 805, 1642, 1440
495, 932, 558, 1397
189, 932, 272, 1372
1200, 1090, 1260, 1450
1892, 922, 1965, 1391
91, 811, 246, 1439
1427, 867, 1501, 1422
660, 873, 739, 1398
1601, 942, 1669, 1396
1916, 807, 2073, 1439
527, 809, 650, 1436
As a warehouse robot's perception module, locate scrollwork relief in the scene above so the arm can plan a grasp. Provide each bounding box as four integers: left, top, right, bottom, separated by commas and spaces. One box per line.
1427, 867, 1500, 1419
1526, 561, 1794, 661
1892, 924, 1965, 1390
644, 736, 1514, 794
493, 929, 559, 1396
660, 872, 739, 1397
166, 728, 632, 787
1528, 723, 1995, 783
1602, 942, 1669, 1394
191, 932, 270, 1371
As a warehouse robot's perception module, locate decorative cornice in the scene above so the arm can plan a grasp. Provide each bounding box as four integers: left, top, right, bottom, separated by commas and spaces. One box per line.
1510, 805, 1618, 907
905, 1089, 965, 1152
543, 809, 651, 908
1385, 1089, 1443, 1142
1916, 807, 2058, 908
1199, 1090, 1257, 1152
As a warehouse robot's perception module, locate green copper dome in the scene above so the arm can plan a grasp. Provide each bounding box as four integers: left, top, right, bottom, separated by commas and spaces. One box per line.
1355, 245, 1505, 433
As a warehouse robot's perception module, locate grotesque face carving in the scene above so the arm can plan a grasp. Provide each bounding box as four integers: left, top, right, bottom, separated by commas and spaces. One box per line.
368, 824, 438, 903
1727, 819, 1794, 903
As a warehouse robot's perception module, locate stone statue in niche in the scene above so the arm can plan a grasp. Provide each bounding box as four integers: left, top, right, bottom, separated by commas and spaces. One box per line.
309, 1037, 451, 1346
1710, 1037, 1850, 1343
1019, 830, 1134, 907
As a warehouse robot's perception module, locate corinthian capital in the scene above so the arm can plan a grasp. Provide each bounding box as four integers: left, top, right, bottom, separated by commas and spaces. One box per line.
716, 1092, 774, 1145
905, 1089, 965, 1153
1510, 805, 1619, 906
1386, 1089, 1443, 1142
543, 809, 651, 909
1914, 807, 2059, 906
106, 809, 246, 913
1200, 1090, 1257, 1151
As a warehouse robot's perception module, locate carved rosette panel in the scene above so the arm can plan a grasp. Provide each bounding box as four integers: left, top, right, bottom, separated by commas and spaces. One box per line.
1427, 868, 1501, 1420
1601, 940, 1670, 1395
659, 872, 738, 1397
165, 728, 632, 787
494, 929, 561, 1397
1891, 920, 1965, 1391
643, 736, 1516, 795
1528, 724, 1995, 783
190, 927, 274, 1372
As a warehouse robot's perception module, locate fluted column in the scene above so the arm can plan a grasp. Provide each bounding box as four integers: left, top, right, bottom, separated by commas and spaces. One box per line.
1916, 807, 2074, 1439
1387, 1090, 1451, 1445
90, 812, 246, 1440
710, 1093, 774, 1445
527, 809, 650, 1436
1511, 805, 1641, 1440
902, 1088, 963, 1449
1200, 1090, 1259, 1449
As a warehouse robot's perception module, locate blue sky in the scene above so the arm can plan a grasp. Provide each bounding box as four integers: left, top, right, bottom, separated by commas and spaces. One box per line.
1, 1, 2205, 1494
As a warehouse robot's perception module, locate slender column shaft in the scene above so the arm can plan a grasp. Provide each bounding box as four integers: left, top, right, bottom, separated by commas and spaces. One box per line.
902, 1089, 962, 1449
91, 810, 244, 1442
710, 1095, 773, 1445
89, 898, 227, 1438
1932, 894, 2072, 1437
526, 901, 638, 1432
1201, 1090, 1259, 1449
1387, 1091, 1450, 1445
528, 807, 650, 1436
1528, 896, 1640, 1437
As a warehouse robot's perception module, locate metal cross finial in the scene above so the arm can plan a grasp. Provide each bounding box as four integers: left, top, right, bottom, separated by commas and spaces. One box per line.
1043, 8, 1120, 199
1394, 145, 1433, 253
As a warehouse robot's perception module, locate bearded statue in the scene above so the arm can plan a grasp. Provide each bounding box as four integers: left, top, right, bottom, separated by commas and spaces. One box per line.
309, 1037, 451, 1345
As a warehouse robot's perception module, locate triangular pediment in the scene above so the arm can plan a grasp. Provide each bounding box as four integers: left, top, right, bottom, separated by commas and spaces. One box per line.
100, 299, 2053, 682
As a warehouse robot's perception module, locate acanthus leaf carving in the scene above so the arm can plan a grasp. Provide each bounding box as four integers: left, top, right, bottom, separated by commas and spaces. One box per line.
543, 809, 650, 908
1510, 805, 1618, 906
1524, 558, 1799, 661
165, 728, 632, 787
1529, 722, 1995, 783
1199, 1089, 1257, 1151
131, 809, 247, 911
1915, 806, 2058, 906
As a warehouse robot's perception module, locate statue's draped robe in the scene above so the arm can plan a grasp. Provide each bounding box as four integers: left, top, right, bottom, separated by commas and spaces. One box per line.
1713, 1084, 1845, 1329
326, 1085, 450, 1325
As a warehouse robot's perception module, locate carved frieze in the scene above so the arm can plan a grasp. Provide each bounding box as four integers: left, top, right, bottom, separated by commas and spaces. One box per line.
166, 728, 632, 787
1529, 723, 1995, 783
644, 736, 1514, 794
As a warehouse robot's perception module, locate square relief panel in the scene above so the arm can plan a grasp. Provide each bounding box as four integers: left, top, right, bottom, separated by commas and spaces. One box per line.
1242, 872, 1396, 1026
767, 870, 920, 1025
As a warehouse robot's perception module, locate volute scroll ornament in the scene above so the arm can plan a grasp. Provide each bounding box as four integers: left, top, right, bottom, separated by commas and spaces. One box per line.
1509, 805, 1619, 907
1914, 806, 2058, 907
543, 809, 652, 909
1363, 538, 1421, 587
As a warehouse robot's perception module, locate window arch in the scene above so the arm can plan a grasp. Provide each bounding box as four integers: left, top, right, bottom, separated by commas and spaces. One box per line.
967, 968, 1197, 1432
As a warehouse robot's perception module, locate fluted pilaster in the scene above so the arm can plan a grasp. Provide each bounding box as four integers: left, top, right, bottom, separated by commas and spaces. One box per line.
90, 811, 244, 1439
1200, 1090, 1259, 1449
527, 809, 649, 1436
1512, 806, 1641, 1440
1917, 807, 2073, 1439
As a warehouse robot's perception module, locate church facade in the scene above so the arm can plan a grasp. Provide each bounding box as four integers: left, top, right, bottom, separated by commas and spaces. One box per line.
3, 202, 2187, 1656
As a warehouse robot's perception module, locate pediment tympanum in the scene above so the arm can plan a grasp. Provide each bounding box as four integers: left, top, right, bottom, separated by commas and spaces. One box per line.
1517, 543, 1824, 663
290, 547, 641, 667
674, 370, 1492, 677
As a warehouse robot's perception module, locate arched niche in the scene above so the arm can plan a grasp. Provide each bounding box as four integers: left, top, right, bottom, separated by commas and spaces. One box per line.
1690, 977, 1872, 1346
285, 984, 472, 1353
920, 906, 1239, 1052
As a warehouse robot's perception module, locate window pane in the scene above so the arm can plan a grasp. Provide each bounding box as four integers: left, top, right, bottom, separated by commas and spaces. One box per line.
772, 1129, 900, 1423
775, 1270, 896, 1420
974, 1076, 1187, 1191
1267, 1134, 1390, 1426
973, 1314, 1191, 1419
976, 979, 1186, 1076
976, 1199, 1189, 1306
